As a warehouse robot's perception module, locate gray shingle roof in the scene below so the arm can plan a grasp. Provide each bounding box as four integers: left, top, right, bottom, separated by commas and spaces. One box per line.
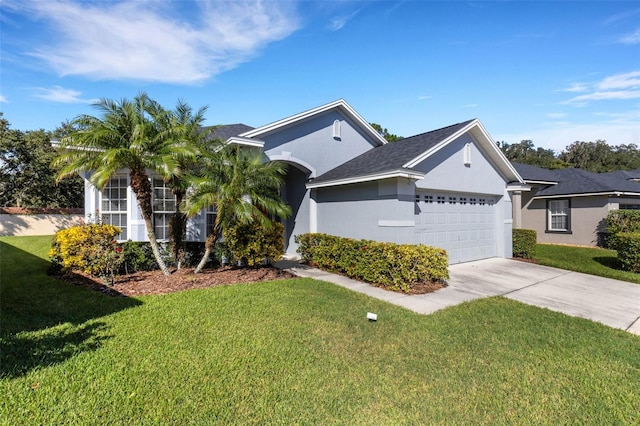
514, 163, 640, 196
311, 119, 475, 184
512, 162, 559, 182
204, 124, 255, 141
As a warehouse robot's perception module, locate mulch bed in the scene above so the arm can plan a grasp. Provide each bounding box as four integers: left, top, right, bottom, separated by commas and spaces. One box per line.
58, 267, 295, 297
57, 264, 445, 297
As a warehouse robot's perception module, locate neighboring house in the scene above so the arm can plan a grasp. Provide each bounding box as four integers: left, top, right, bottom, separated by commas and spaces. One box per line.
512, 162, 640, 246
83, 99, 526, 264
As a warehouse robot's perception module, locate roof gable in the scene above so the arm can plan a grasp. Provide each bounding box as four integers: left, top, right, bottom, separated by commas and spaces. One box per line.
310, 118, 523, 188
239, 99, 387, 147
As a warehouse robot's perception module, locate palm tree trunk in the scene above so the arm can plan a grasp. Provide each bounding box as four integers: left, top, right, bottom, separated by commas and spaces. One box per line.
194, 231, 218, 274
130, 167, 171, 276
170, 190, 186, 269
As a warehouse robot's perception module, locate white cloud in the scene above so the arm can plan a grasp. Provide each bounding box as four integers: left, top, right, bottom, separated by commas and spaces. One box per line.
597, 70, 640, 90
463, 104, 478, 108
31, 86, 95, 103
0, 94, 7, 103
619, 28, 640, 44
329, 9, 360, 31
10, 0, 299, 84
562, 71, 640, 105
557, 83, 588, 93
418, 95, 431, 100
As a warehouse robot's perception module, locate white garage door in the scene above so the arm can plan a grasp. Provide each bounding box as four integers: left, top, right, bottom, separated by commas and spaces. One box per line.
415, 192, 497, 264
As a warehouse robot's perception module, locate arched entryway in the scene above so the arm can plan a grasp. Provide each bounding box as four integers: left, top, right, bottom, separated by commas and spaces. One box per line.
269, 156, 314, 256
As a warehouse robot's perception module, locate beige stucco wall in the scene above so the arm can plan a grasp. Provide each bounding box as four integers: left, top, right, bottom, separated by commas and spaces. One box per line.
519, 188, 611, 246
0, 214, 83, 237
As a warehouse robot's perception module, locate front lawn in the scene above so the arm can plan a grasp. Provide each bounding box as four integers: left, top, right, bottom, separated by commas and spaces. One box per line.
535, 243, 640, 284
2, 236, 639, 424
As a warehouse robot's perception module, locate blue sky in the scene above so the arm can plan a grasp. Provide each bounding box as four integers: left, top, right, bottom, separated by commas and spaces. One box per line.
1, 0, 639, 153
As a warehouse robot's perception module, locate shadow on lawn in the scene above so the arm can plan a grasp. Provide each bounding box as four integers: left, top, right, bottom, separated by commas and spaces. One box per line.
0, 240, 141, 378
594, 256, 623, 270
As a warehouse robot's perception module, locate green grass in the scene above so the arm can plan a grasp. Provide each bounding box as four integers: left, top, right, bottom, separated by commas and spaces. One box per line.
536, 243, 640, 284
2, 236, 639, 424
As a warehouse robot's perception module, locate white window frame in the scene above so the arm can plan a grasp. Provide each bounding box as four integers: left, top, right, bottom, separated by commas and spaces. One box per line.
152, 177, 176, 241
205, 206, 218, 237
100, 175, 128, 240
548, 199, 570, 232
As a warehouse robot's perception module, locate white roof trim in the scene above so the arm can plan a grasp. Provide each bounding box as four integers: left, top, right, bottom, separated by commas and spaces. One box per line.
533, 191, 640, 199
239, 99, 388, 147
507, 183, 531, 192
524, 179, 558, 185
306, 169, 425, 189
401, 119, 524, 184
226, 136, 264, 148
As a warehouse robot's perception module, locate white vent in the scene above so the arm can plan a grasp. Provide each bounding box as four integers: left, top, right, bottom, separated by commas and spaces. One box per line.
332, 120, 341, 140
463, 143, 472, 166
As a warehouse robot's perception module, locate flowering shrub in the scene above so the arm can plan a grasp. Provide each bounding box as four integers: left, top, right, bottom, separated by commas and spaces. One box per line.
49, 224, 124, 285
295, 233, 449, 293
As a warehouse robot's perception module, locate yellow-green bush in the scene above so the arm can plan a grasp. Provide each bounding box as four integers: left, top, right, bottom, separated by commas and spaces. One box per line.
49, 223, 124, 284
223, 220, 285, 267
295, 233, 449, 292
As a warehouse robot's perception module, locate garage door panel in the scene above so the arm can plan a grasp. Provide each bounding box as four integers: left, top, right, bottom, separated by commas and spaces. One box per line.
415, 191, 498, 264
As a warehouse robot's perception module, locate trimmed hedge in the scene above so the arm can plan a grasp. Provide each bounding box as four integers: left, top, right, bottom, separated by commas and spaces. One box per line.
512, 228, 537, 259
223, 220, 285, 267
609, 232, 640, 273
295, 233, 449, 293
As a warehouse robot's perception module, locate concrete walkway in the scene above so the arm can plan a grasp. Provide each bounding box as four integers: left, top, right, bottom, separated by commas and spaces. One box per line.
277, 258, 640, 335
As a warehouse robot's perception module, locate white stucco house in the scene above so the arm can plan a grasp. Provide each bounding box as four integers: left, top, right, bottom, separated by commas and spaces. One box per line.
83, 99, 526, 264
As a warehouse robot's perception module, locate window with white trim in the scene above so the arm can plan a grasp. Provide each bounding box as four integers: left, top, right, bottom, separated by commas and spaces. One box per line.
205, 206, 218, 236
100, 175, 128, 240
152, 178, 176, 241
548, 199, 570, 231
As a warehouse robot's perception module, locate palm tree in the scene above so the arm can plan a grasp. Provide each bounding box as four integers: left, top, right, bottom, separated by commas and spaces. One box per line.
186, 145, 291, 274
153, 100, 210, 268
54, 93, 194, 276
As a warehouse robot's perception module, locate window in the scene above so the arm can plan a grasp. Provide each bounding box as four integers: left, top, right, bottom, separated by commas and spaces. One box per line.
152, 178, 176, 241
547, 199, 570, 232
448, 196, 457, 204
415, 194, 421, 203
479, 198, 486, 206
620, 204, 640, 210
100, 175, 128, 240
470, 198, 477, 205
437, 196, 446, 204
460, 197, 467, 205
205, 206, 217, 236
425, 195, 433, 204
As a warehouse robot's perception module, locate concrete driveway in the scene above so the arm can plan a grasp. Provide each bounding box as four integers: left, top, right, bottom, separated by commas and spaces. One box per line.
280, 258, 640, 334
447, 258, 640, 334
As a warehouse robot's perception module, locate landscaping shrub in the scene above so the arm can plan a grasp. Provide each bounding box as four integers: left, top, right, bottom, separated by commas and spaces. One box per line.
120, 241, 157, 273
49, 223, 124, 284
609, 232, 640, 273
295, 233, 449, 292
512, 228, 537, 259
606, 210, 640, 235
223, 220, 285, 267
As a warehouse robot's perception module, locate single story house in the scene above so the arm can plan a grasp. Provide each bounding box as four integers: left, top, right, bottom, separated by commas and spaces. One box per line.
512, 162, 640, 246
84, 99, 526, 264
